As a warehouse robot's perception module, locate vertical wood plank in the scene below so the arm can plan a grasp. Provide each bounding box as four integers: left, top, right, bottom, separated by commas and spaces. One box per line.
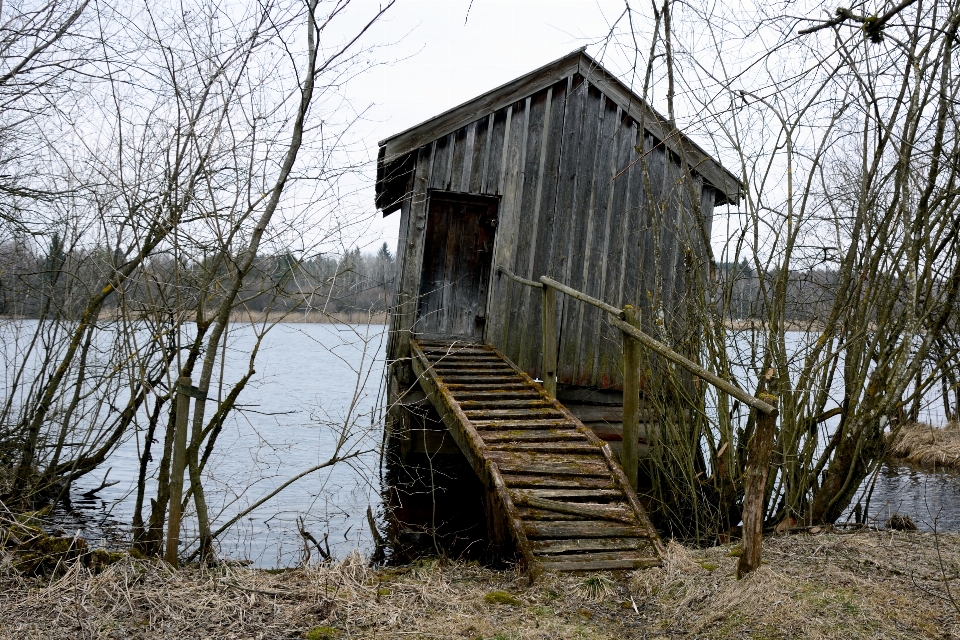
598, 110, 634, 389
460, 121, 477, 192
394, 143, 436, 368
487, 100, 528, 350
483, 108, 509, 195
541, 285, 557, 397
574, 91, 619, 387
386, 176, 414, 362
738, 396, 779, 579
558, 83, 603, 386
585, 98, 624, 388
621, 309, 641, 490
429, 133, 454, 191
523, 78, 568, 377
500, 94, 543, 367
548, 73, 587, 386
449, 127, 468, 191
476, 113, 494, 192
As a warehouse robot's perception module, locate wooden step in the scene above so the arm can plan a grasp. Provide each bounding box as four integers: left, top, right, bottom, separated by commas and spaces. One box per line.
514, 488, 623, 501
531, 537, 649, 555
523, 520, 647, 539
478, 429, 584, 443
452, 390, 543, 400
445, 383, 529, 391
435, 367, 518, 376
433, 361, 513, 369
408, 338, 662, 574
459, 400, 552, 410
439, 375, 521, 383
470, 419, 575, 430
537, 553, 659, 572
493, 460, 611, 477
486, 441, 600, 454
464, 408, 565, 419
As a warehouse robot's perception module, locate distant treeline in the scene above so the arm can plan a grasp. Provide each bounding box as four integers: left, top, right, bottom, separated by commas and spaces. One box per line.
0, 238, 397, 320
718, 260, 865, 323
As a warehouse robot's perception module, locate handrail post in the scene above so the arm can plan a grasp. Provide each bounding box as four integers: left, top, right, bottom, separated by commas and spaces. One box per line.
621, 305, 641, 491
541, 285, 557, 398
737, 393, 778, 579
165, 376, 191, 567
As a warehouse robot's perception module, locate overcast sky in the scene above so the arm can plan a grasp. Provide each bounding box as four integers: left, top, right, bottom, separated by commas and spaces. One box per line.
340, 0, 646, 251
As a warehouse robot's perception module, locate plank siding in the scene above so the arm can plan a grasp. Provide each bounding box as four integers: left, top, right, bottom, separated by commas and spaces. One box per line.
504, 91, 549, 368
386, 69, 719, 392
550, 74, 588, 385
578, 95, 621, 388
558, 82, 603, 386
388, 142, 436, 376
489, 98, 531, 351
518, 79, 569, 376
470, 115, 492, 193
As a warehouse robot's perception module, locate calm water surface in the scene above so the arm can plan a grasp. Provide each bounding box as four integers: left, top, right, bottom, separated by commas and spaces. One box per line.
65, 322, 387, 568
20, 324, 960, 565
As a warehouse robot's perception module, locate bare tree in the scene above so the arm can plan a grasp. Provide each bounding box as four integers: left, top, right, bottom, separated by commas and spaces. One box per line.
603, 0, 960, 539
0, 0, 395, 564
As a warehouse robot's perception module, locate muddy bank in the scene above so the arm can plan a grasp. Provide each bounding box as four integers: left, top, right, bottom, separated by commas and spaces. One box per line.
889, 422, 960, 470
3, 529, 959, 639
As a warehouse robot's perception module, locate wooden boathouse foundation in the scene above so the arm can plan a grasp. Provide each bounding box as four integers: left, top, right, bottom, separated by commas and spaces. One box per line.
376, 50, 776, 574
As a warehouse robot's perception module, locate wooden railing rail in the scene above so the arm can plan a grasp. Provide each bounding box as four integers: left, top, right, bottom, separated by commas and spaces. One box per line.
496, 265, 543, 289
496, 265, 778, 417
607, 316, 778, 416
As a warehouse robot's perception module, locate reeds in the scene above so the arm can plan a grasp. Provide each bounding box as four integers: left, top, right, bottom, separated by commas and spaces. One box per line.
2, 530, 959, 639
889, 422, 960, 469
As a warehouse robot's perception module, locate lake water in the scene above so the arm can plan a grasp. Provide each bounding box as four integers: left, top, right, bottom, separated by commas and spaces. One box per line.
61, 322, 388, 568
11, 322, 960, 566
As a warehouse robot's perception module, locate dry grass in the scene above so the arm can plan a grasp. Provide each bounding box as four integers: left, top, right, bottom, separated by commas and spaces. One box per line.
889, 421, 960, 469
3, 530, 960, 639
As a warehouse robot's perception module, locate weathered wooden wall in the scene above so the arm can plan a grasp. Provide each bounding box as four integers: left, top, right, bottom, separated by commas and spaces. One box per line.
386, 71, 716, 391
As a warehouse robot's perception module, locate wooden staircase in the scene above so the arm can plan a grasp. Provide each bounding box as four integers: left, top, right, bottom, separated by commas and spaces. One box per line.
410, 338, 664, 573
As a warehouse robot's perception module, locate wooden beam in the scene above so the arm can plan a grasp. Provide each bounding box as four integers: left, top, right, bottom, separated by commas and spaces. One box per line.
541, 284, 557, 397
165, 376, 191, 567
540, 275, 622, 316
497, 264, 543, 289
514, 492, 635, 523
620, 305, 641, 491
608, 315, 778, 416
738, 395, 779, 579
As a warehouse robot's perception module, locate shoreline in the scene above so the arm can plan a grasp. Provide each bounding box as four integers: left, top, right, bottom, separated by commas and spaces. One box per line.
0, 311, 389, 325
889, 421, 960, 471
3, 529, 958, 639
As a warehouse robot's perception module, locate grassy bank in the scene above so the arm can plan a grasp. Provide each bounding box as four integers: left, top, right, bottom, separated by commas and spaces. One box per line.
3, 529, 959, 639
890, 422, 960, 470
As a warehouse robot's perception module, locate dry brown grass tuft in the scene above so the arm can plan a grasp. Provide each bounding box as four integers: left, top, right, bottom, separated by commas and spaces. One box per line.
890, 421, 960, 469
2, 531, 959, 639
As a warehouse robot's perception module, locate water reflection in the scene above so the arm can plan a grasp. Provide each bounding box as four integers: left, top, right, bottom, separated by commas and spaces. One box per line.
851, 463, 960, 531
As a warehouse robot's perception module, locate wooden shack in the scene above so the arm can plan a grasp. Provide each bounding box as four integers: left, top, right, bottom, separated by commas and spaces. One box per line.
376, 49, 740, 572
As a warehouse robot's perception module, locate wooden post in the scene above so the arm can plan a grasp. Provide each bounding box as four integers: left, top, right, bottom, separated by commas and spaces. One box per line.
621, 305, 641, 491
165, 376, 191, 567
541, 285, 557, 398
737, 394, 778, 579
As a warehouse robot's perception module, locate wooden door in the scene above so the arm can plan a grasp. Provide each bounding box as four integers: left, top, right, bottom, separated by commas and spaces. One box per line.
416, 193, 499, 341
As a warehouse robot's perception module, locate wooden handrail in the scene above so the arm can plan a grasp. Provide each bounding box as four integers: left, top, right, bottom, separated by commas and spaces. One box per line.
494, 265, 778, 417
496, 263, 777, 569
607, 316, 778, 416
539, 276, 622, 315
496, 265, 543, 289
